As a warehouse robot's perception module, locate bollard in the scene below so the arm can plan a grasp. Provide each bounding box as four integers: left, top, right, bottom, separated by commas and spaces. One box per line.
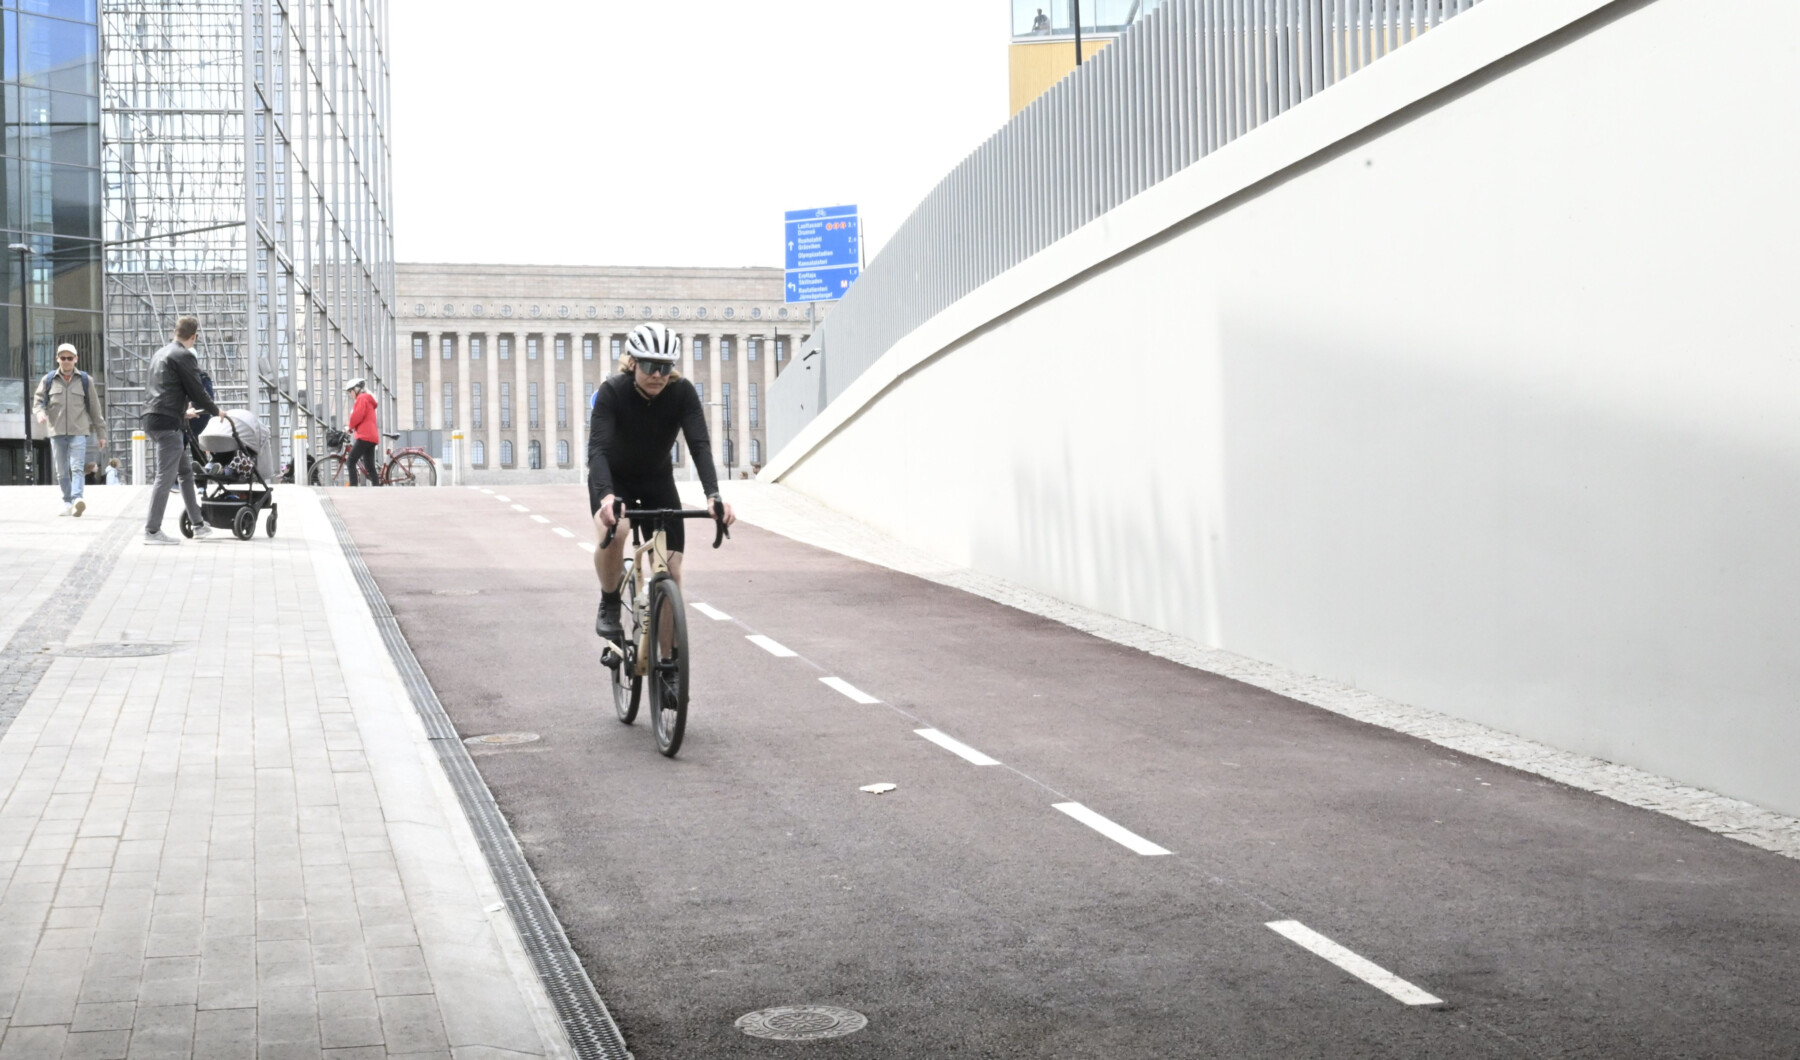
131, 430, 147, 485
450, 431, 463, 487
292, 429, 308, 487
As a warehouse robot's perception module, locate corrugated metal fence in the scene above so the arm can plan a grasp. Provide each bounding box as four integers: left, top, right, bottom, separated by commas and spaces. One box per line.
770, 0, 1487, 458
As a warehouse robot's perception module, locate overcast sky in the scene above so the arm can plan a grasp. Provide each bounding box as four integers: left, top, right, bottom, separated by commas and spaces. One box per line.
388, 2, 1012, 269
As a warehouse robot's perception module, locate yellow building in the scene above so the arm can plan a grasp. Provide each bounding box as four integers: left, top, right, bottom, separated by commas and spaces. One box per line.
1009, 0, 1166, 114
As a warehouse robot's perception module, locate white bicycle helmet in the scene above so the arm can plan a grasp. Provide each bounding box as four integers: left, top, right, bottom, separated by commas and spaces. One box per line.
625, 323, 679, 362
344, 377, 366, 393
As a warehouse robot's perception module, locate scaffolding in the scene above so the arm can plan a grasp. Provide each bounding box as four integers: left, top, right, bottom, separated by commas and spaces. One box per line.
101, 0, 395, 468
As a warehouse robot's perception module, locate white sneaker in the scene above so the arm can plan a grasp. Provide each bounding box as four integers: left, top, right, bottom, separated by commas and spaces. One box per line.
72, 499, 85, 517
144, 530, 179, 545
59, 504, 71, 517
191, 522, 214, 538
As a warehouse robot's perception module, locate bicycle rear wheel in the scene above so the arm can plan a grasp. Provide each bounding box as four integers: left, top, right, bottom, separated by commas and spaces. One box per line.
309, 455, 346, 486
384, 452, 437, 487
610, 566, 642, 724
647, 576, 690, 757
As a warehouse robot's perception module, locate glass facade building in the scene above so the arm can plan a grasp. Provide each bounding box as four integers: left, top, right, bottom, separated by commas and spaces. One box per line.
100, 0, 394, 468
0, 0, 102, 483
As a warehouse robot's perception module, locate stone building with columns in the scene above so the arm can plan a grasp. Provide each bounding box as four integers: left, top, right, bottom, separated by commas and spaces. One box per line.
393, 263, 824, 483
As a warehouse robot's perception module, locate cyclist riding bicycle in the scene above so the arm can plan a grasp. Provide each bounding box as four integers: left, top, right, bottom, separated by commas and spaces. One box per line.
344, 377, 381, 486
591, 323, 735, 645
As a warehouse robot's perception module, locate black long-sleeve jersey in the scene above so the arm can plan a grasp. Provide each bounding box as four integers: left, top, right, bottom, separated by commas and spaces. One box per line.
585, 371, 720, 498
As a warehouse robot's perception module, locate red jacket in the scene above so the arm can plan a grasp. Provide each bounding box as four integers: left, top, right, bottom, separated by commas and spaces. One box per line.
349, 391, 379, 443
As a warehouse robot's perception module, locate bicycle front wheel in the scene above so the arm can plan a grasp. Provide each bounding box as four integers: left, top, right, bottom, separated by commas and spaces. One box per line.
647, 576, 690, 757
383, 452, 437, 487
309, 455, 346, 486
610, 566, 642, 724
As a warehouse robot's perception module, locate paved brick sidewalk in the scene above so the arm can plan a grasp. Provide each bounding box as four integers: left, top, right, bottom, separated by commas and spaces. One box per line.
0, 485, 572, 1059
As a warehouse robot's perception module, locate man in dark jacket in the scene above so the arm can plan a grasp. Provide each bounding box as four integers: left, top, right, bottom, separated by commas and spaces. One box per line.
142, 316, 221, 544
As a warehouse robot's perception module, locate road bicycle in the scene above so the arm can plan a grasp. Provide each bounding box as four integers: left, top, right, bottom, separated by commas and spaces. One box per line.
599, 500, 730, 757
308, 428, 439, 487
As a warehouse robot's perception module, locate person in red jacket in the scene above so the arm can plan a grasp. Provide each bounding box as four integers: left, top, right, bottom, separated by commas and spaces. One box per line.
345, 378, 381, 486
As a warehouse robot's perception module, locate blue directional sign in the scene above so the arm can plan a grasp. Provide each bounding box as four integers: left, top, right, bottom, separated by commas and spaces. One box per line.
784, 205, 861, 304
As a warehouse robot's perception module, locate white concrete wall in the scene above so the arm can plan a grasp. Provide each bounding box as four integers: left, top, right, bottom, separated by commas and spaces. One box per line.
772, 0, 1800, 815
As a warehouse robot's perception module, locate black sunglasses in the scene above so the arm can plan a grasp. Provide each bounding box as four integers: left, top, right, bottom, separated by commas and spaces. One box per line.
636, 359, 674, 376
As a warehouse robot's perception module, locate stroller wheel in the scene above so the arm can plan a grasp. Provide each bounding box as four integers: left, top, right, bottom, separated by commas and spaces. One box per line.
233, 508, 256, 541
179, 512, 195, 539
266, 508, 278, 537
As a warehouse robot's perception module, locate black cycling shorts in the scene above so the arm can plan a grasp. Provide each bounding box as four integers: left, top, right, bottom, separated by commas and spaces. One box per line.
590, 473, 687, 553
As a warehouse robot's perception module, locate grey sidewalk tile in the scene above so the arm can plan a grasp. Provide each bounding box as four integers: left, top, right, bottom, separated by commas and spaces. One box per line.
194, 978, 254, 1012
189, 1007, 254, 1060
378, 994, 450, 1055
76, 978, 136, 1005
254, 1010, 320, 1048
70, 1000, 136, 1032
46, 906, 101, 930
125, 1003, 195, 1059
62, 1029, 129, 1060
321, 1048, 387, 1060
0, 1024, 67, 1059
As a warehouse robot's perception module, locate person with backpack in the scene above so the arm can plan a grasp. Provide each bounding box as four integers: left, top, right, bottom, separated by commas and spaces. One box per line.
31, 342, 106, 518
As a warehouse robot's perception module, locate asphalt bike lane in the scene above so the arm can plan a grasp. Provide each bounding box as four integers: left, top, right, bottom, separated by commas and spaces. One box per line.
331, 485, 1800, 1059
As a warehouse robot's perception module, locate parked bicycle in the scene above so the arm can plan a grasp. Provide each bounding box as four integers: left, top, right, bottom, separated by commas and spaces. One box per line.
599, 501, 729, 757
308, 428, 438, 486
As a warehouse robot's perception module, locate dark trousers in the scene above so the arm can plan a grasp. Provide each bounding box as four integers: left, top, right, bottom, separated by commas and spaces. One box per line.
146, 429, 201, 532
348, 438, 380, 486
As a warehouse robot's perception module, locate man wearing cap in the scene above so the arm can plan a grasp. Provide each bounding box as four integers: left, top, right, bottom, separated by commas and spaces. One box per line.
32, 342, 106, 518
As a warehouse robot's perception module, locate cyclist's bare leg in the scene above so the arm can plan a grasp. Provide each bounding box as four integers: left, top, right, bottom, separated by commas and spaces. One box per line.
593, 511, 629, 592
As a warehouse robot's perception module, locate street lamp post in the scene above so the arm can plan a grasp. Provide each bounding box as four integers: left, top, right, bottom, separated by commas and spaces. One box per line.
8, 242, 35, 486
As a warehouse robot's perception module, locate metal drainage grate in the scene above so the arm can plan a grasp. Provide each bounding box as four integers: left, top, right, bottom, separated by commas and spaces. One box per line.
464, 732, 541, 747
54, 642, 179, 658
736, 1006, 869, 1041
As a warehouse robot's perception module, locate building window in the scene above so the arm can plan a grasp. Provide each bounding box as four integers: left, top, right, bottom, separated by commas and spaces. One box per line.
720, 337, 732, 362
471, 336, 483, 360
583, 336, 595, 361
527, 337, 539, 360
441, 336, 453, 360
472, 439, 486, 466
694, 381, 705, 403
610, 336, 621, 361
442, 382, 454, 429
472, 382, 484, 429
723, 437, 734, 467
749, 382, 759, 428
585, 383, 596, 412
499, 336, 512, 360
413, 382, 425, 428
555, 336, 567, 361
528, 382, 540, 428
413, 336, 424, 360
529, 440, 542, 470
500, 382, 512, 428
672, 441, 682, 465
747, 338, 758, 361
775, 337, 786, 362
721, 382, 731, 428
500, 439, 513, 466
692, 336, 706, 362
750, 438, 761, 465
556, 382, 568, 428
557, 439, 570, 466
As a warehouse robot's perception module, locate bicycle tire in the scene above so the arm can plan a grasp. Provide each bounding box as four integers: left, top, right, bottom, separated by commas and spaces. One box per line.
384, 452, 437, 487
648, 576, 690, 757
610, 565, 642, 724
309, 455, 346, 486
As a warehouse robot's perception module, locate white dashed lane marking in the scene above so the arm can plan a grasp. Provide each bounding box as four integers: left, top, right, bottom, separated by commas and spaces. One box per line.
512, 504, 531, 512
692, 602, 732, 621
530, 515, 550, 524
1052, 802, 1171, 856
495, 495, 511, 502
1265, 921, 1443, 1006
820, 676, 880, 704
576, 542, 597, 554
746, 634, 797, 658
552, 527, 575, 538
914, 728, 998, 765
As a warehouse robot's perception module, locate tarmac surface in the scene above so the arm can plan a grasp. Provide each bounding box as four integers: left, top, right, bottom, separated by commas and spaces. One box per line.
329, 482, 1800, 1060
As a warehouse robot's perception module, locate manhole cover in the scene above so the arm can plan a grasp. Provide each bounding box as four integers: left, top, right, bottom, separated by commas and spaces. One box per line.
462, 732, 540, 747
431, 589, 482, 596
55, 642, 178, 658
736, 1005, 868, 1041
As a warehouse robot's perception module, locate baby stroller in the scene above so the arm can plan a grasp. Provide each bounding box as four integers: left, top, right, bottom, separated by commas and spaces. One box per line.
183, 409, 280, 540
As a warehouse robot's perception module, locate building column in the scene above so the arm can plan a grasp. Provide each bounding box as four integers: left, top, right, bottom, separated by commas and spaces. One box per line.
540, 334, 557, 473
485, 333, 501, 470
734, 333, 754, 478
572, 333, 588, 474
455, 330, 470, 467
428, 331, 445, 431
512, 332, 528, 469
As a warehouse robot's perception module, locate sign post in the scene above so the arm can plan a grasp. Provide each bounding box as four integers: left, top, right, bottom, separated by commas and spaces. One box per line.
784, 205, 861, 306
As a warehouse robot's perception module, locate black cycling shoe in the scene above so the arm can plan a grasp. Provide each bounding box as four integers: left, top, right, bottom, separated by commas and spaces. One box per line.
595, 591, 623, 645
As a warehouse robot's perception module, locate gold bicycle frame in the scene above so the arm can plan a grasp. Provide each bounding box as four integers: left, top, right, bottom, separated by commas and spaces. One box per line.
619, 519, 676, 679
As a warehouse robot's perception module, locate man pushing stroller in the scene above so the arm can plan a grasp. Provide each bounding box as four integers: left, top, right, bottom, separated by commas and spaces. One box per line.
143, 316, 222, 544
